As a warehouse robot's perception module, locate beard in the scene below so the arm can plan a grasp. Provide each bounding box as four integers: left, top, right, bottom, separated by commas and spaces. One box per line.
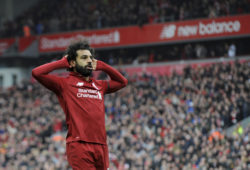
75, 63, 93, 77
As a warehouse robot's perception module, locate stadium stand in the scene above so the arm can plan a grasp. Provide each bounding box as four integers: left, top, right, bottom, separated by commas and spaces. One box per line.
0, 0, 249, 38
96, 38, 250, 66
0, 60, 249, 169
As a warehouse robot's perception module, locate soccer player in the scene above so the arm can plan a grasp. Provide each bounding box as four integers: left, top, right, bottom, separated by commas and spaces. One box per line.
32, 40, 128, 170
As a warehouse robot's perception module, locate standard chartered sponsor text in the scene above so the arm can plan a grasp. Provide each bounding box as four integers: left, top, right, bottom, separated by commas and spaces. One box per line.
41, 31, 120, 49
78, 89, 98, 94
77, 88, 102, 100
77, 93, 99, 99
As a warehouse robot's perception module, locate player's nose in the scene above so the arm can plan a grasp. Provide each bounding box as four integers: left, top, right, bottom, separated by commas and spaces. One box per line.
87, 56, 93, 63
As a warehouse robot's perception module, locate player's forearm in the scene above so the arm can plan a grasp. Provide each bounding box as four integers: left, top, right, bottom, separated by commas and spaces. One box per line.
32, 57, 69, 78
96, 61, 128, 86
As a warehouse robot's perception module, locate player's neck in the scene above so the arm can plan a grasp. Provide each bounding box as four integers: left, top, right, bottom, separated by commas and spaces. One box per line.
83, 77, 90, 81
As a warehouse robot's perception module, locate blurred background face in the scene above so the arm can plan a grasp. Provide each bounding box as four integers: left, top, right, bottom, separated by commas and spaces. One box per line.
74, 49, 93, 77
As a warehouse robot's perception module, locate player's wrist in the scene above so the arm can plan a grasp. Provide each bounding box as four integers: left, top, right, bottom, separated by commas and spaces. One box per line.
96, 60, 105, 71
60, 56, 70, 68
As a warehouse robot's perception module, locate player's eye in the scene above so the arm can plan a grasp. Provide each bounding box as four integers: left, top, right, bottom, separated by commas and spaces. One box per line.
81, 56, 88, 59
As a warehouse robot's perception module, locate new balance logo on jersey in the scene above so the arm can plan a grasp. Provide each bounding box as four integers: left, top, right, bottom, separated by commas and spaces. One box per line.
160, 24, 176, 39
76, 82, 84, 87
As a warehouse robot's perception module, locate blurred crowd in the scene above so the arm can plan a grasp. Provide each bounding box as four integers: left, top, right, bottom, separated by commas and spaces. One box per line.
97, 38, 250, 66
0, 59, 249, 169
106, 60, 250, 169
0, 0, 250, 38
98, 42, 238, 66
0, 83, 69, 169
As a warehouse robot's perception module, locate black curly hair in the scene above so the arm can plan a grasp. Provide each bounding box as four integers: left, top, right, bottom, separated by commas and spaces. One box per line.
65, 40, 95, 71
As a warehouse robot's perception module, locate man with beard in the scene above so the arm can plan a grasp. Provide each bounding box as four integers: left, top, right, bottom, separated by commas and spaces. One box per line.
32, 40, 128, 170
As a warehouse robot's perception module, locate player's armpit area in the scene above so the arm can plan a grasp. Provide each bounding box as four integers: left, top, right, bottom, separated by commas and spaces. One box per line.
32, 73, 63, 94
97, 61, 128, 94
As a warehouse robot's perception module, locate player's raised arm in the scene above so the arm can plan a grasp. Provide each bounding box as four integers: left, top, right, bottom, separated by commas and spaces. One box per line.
94, 59, 128, 93
32, 56, 70, 93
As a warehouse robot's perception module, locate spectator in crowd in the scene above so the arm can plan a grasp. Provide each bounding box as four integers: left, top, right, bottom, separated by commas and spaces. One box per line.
0, 60, 249, 169
228, 43, 237, 58
195, 44, 207, 59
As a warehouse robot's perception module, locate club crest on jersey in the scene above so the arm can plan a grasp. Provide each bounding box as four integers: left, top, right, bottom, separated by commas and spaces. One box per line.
76, 82, 84, 87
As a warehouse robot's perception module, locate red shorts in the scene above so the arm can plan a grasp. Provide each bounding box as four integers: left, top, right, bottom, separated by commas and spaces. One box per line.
66, 141, 109, 170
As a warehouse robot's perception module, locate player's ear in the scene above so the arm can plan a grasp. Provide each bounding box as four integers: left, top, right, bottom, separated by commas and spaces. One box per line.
70, 60, 76, 67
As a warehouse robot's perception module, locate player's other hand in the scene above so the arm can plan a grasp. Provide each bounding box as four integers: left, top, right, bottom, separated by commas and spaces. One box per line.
92, 59, 97, 71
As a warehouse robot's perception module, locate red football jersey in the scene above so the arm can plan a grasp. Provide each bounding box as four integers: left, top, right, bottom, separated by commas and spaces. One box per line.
32, 57, 127, 144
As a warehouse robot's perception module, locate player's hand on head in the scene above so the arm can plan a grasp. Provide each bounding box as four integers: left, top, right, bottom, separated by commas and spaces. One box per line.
63, 55, 72, 68
92, 59, 97, 70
